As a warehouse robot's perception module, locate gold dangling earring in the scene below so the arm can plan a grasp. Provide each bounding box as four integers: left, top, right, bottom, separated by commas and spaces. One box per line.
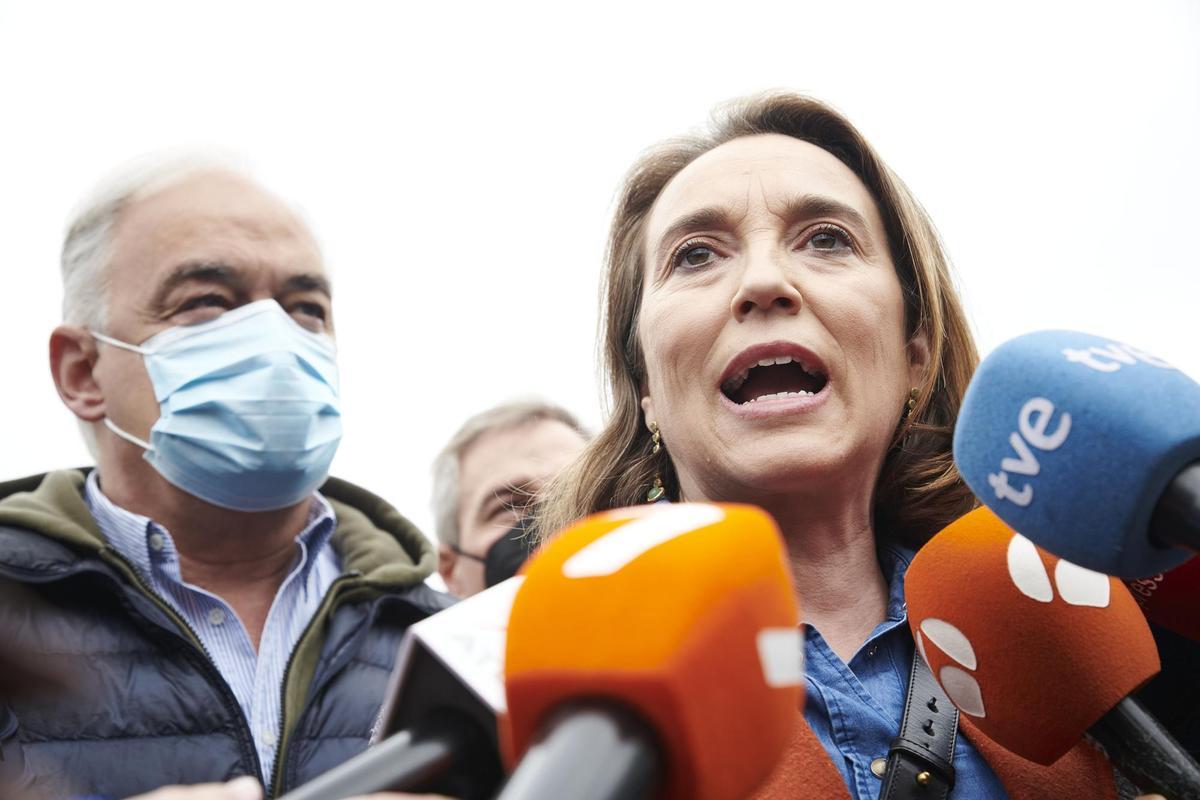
903, 387, 918, 419
646, 421, 665, 502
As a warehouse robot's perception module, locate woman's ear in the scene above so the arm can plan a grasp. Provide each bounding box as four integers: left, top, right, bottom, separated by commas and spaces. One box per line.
906, 329, 932, 389
640, 392, 656, 430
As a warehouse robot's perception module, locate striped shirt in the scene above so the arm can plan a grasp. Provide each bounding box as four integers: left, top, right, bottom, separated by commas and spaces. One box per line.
83, 470, 342, 786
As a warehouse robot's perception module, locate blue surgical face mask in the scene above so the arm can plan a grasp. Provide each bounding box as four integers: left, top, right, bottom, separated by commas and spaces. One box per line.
91, 299, 342, 512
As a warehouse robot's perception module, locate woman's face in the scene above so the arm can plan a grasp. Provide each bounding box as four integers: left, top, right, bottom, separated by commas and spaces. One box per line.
637, 133, 927, 504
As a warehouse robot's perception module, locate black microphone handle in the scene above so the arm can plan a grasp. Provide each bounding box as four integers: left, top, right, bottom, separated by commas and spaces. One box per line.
277, 711, 501, 800
1087, 695, 1200, 799
496, 701, 661, 800
1152, 461, 1200, 552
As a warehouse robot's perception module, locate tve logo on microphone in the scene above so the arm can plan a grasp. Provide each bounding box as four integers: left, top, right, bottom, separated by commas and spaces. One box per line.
983, 338, 1175, 509
1062, 340, 1176, 374
956, 329, 1200, 577
985, 397, 1072, 507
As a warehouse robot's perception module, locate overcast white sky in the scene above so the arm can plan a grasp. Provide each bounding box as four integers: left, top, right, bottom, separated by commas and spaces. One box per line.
1, 0, 1197, 545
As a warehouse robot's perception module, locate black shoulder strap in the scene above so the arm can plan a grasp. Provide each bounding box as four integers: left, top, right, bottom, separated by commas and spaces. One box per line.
878, 654, 959, 800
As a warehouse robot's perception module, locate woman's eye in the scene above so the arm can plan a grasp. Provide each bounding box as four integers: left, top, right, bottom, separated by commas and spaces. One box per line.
805, 226, 853, 253
674, 243, 718, 270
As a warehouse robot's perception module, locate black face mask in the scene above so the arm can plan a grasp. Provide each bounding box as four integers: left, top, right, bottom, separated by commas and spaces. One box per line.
452, 516, 537, 589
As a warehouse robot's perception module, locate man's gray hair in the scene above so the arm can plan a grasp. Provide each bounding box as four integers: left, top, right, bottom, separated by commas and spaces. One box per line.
62, 150, 250, 329
61, 150, 250, 455
431, 399, 587, 549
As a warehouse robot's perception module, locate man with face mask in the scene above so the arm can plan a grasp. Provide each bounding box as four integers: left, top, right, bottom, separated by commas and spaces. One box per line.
0, 157, 451, 799
432, 400, 588, 596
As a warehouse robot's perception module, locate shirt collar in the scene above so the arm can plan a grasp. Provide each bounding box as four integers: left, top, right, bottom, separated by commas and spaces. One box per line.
84, 470, 336, 585
297, 494, 337, 582
878, 542, 917, 622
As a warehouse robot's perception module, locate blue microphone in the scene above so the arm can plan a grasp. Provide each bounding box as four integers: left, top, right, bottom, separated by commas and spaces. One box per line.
953, 330, 1200, 578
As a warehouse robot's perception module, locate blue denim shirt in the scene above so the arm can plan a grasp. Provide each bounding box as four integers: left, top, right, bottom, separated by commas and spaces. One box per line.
802, 544, 1008, 799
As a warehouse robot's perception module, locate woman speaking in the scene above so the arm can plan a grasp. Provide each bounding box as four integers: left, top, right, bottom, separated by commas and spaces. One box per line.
533, 93, 1164, 799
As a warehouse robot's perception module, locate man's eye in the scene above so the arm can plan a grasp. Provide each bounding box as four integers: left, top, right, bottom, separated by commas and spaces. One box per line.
292, 302, 327, 320
488, 505, 515, 522
485, 502, 521, 526
179, 294, 232, 311
288, 302, 330, 332
486, 487, 534, 523
672, 242, 719, 270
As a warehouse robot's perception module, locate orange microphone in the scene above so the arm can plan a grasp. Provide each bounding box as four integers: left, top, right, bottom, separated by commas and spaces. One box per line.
906, 506, 1200, 797
498, 502, 802, 800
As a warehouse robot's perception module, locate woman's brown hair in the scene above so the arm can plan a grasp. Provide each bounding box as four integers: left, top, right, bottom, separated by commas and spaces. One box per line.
534, 92, 979, 547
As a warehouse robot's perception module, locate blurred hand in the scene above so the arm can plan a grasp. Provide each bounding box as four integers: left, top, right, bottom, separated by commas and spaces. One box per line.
125, 778, 454, 800
126, 777, 262, 800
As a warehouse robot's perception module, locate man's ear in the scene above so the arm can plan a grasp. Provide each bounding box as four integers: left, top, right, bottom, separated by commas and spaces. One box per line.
437, 543, 457, 586
50, 326, 106, 423
907, 328, 932, 389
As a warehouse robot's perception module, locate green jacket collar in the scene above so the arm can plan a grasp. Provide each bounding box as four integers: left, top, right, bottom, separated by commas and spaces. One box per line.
0, 468, 435, 587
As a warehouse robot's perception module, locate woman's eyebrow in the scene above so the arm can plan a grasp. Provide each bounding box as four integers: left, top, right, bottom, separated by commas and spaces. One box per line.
775, 193, 872, 234
653, 207, 734, 266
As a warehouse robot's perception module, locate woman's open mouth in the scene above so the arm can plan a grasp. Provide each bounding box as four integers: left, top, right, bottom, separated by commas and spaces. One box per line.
720, 353, 829, 406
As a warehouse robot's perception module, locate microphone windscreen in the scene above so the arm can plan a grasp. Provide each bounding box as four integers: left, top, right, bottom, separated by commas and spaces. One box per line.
1127, 556, 1200, 641
905, 506, 1160, 765
502, 503, 802, 800
375, 577, 520, 743
954, 329, 1200, 576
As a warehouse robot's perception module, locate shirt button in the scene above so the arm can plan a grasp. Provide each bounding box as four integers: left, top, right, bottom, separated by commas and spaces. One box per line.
871, 757, 888, 778
148, 533, 165, 551
208, 608, 227, 626
867, 644, 879, 657
262, 729, 278, 747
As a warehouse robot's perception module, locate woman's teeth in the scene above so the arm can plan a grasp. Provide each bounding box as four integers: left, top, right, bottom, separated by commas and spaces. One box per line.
744, 389, 816, 403
723, 354, 815, 393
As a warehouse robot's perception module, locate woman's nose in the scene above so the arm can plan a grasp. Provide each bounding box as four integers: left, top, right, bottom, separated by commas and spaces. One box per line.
730, 248, 803, 321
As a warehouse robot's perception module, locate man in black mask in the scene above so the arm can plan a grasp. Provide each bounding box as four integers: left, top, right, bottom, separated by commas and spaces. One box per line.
432, 400, 587, 597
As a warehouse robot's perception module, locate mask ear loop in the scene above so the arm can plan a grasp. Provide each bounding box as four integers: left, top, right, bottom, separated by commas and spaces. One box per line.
103, 418, 154, 451
449, 544, 487, 564
90, 331, 155, 451
90, 330, 150, 355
